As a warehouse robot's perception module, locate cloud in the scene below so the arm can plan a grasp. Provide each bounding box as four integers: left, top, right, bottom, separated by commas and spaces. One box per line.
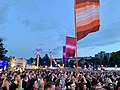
57, 32, 68, 44
56, 22, 75, 46
21, 19, 68, 32
77, 21, 120, 48
0, 2, 9, 25
51, 46, 62, 57
22, 19, 54, 31
0, 36, 7, 42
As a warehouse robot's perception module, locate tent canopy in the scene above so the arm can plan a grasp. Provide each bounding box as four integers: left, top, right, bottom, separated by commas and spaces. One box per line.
0, 60, 8, 67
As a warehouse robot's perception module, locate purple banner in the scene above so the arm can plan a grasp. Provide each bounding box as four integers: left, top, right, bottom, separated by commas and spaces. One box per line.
63, 46, 69, 63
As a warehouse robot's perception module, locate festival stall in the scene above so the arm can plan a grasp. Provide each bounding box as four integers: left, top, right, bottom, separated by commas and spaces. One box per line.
0, 60, 8, 71
9, 57, 27, 71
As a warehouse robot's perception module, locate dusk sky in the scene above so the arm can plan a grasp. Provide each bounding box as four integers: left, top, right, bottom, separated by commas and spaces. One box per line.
0, 0, 120, 59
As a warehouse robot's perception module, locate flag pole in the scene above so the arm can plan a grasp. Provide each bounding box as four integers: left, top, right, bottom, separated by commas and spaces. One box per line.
36, 46, 40, 68
50, 50, 52, 67
36, 54, 39, 68
74, 0, 78, 74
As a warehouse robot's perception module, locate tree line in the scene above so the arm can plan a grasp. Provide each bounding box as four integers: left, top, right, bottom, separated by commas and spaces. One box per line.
0, 38, 8, 60
68, 51, 120, 68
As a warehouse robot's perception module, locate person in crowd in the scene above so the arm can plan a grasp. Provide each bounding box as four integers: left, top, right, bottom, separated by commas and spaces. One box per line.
38, 75, 44, 90
25, 78, 39, 90
22, 75, 27, 90
44, 81, 55, 90
1, 77, 10, 90
3, 67, 120, 90
55, 78, 62, 90
9, 73, 21, 90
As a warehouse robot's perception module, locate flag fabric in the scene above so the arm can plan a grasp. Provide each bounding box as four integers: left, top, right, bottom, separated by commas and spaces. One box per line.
33, 46, 41, 54
66, 36, 76, 57
63, 46, 67, 63
75, 0, 100, 40
63, 46, 66, 62
36, 54, 40, 58
49, 49, 53, 66
63, 46, 69, 63
49, 51, 54, 59
49, 49, 53, 67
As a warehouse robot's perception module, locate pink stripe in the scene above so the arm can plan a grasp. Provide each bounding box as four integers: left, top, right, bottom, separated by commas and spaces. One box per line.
76, 5, 99, 15
66, 45, 76, 49
76, 9, 99, 20
76, 13, 99, 27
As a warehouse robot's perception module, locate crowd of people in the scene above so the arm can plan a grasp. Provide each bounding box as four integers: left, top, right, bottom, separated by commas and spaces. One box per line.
0, 68, 120, 90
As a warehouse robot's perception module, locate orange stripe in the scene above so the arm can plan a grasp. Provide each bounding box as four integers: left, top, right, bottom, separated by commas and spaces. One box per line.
76, 13, 99, 27
77, 25, 100, 40
75, 2, 99, 9
76, 20, 100, 32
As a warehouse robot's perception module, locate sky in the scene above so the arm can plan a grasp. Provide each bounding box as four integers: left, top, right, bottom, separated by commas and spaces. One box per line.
0, 0, 120, 59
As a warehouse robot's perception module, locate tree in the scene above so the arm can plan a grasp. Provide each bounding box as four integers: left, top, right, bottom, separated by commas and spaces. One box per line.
57, 60, 62, 66
39, 57, 44, 66
30, 57, 34, 63
102, 56, 108, 65
78, 60, 82, 67
109, 57, 115, 67
111, 51, 120, 67
69, 60, 74, 68
43, 54, 50, 66
0, 38, 8, 60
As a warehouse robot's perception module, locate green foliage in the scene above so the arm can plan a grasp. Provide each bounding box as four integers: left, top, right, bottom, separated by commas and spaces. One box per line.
94, 58, 101, 65
0, 38, 8, 60
78, 60, 82, 67
57, 60, 62, 66
111, 51, 120, 67
109, 57, 115, 67
30, 57, 34, 63
101, 56, 108, 65
42, 54, 50, 66
69, 60, 74, 68
39, 57, 44, 66
29, 50, 120, 67
30, 54, 60, 66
